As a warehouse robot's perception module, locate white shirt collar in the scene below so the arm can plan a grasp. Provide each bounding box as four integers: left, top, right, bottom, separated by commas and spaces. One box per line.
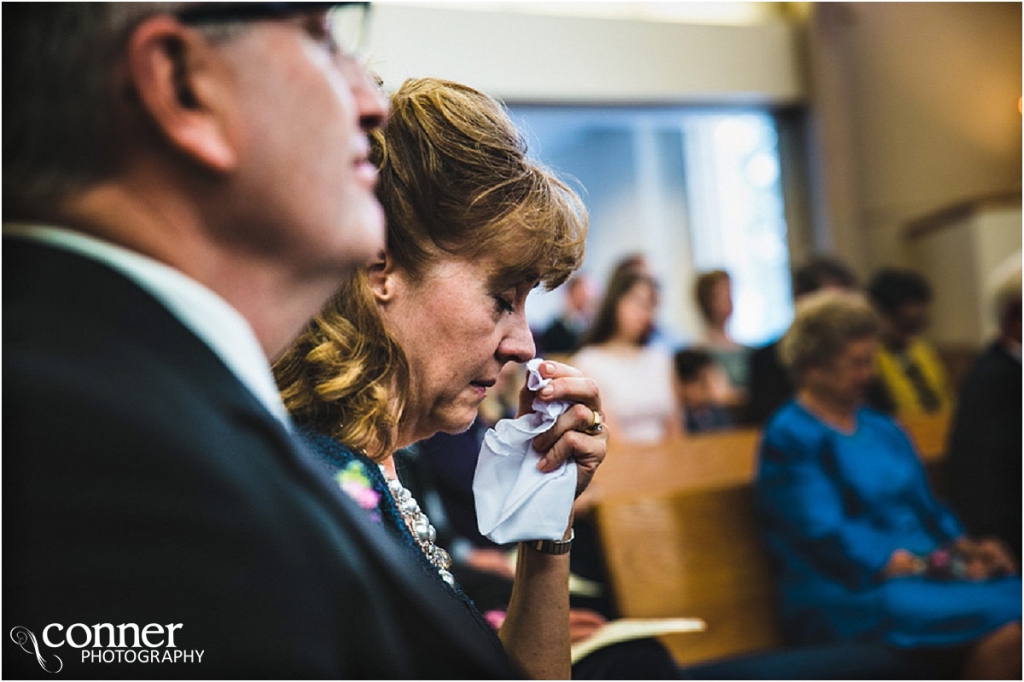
5, 223, 293, 428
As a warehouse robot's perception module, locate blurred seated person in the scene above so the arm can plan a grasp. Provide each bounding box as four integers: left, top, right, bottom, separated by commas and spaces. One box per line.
673, 348, 733, 434
865, 268, 951, 416
572, 267, 681, 443
608, 252, 688, 351
747, 256, 858, 425
610, 252, 652, 279
538, 274, 596, 354
694, 270, 750, 407
945, 256, 1022, 561
755, 290, 1021, 679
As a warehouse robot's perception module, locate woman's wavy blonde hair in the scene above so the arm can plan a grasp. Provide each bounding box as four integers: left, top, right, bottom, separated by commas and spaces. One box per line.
274, 78, 587, 460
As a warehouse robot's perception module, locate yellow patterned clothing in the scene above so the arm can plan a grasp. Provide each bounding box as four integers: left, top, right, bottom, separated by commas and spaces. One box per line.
874, 338, 952, 417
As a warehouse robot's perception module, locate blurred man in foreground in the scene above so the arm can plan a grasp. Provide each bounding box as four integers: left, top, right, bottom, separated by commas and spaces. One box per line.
3, 4, 514, 678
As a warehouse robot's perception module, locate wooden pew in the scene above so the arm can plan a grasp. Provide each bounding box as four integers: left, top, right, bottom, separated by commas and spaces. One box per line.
584, 429, 761, 505
594, 485, 780, 666
590, 412, 951, 667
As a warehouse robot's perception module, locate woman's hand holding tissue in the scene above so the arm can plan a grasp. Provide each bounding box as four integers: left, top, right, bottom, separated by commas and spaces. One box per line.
519, 360, 607, 498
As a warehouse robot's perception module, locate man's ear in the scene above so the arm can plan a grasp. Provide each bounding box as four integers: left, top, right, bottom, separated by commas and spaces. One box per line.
366, 251, 399, 304
123, 17, 237, 172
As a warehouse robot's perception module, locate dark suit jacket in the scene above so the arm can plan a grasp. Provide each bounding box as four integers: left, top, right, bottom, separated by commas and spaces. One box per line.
538, 318, 580, 355
944, 341, 1023, 560
746, 340, 792, 425
3, 238, 517, 679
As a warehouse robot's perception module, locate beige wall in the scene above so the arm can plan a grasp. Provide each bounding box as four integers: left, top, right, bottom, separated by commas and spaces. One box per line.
365, 4, 803, 104
908, 206, 1022, 346
807, 2, 1022, 281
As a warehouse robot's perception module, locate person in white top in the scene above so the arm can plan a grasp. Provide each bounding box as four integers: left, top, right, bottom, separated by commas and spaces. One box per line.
572, 267, 682, 444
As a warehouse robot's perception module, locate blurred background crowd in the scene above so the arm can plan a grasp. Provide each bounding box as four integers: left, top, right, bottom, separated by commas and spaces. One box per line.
366, 3, 1022, 676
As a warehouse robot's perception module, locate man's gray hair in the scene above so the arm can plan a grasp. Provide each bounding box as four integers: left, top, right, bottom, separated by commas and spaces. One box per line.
2, 3, 196, 218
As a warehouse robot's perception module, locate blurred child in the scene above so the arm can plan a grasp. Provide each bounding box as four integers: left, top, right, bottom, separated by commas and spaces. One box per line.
674, 348, 734, 434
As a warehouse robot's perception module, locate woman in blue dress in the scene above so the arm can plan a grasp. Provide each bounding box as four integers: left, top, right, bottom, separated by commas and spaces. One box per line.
755, 290, 1021, 678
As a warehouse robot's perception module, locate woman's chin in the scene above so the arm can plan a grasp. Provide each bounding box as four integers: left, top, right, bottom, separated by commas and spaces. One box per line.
432, 406, 481, 437
447, 415, 479, 435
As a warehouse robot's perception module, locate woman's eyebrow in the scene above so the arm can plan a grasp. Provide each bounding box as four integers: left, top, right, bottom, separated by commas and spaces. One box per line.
487, 269, 528, 290
490, 260, 544, 288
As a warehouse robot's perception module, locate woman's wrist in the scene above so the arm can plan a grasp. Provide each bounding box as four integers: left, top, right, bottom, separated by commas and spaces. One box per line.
523, 528, 574, 555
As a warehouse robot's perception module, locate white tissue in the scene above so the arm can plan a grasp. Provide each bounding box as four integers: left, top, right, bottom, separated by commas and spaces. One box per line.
473, 358, 577, 544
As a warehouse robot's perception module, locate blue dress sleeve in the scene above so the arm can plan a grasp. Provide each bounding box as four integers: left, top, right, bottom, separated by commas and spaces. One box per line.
756, 421, 898, 588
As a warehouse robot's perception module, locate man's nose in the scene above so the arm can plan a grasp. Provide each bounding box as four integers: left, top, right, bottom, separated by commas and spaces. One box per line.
343, 57, 389, 131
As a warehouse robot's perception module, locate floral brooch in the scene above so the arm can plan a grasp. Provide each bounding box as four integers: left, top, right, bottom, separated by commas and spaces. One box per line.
334, 460, 382, 523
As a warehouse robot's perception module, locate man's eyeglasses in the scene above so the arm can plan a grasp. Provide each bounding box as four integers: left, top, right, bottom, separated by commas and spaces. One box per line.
176, 2, 371, 56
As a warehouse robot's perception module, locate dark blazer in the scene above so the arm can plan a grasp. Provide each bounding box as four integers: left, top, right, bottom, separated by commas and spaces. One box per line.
3, 238, 517, 679
944, 341, 1023, 560
746, 340, 792, 425
538, 318, 580, 355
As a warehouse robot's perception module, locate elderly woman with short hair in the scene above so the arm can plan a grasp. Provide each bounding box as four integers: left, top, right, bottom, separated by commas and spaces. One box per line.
755, 290, 1021, 678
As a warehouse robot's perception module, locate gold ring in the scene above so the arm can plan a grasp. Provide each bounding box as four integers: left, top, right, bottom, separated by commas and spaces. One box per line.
584, 409, 604, 436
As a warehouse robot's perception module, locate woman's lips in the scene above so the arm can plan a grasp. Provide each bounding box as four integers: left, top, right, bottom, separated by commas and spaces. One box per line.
470, 379, 496, 396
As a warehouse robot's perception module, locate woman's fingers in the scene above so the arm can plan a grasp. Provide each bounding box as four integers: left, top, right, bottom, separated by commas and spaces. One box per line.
532, 402, 599, 453
569, 609, 608, 627
883, 549, 921, 578
518, 359, 608, 496
538, 359, 583, 379
536, 425, 606, 497
536, 376, 601, 408
568, 620, 605, 644
517, 360, 591, 416
977, 538, 1017, 575
464, 548, 516, 580
568, 609, 607, 644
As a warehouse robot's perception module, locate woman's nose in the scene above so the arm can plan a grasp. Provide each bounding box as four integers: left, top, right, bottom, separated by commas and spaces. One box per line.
497, 317, 535, 363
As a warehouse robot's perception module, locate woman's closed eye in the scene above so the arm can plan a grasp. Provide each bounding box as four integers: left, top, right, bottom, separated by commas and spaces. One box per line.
492, 280, 535, 316
494, 294, 515, 315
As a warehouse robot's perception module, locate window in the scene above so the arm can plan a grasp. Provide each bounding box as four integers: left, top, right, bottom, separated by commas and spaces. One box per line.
512, 105, 793, 348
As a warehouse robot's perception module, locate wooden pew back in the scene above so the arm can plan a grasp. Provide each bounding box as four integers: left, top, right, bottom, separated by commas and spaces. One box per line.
595, 485, 781, 665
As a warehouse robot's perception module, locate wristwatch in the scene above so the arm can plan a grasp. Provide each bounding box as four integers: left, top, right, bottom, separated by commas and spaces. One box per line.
525, 528, 574, 555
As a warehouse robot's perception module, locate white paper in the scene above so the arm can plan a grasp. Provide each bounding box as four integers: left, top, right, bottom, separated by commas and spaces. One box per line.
474, 358, 577, 544
571, 618, 707, 664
